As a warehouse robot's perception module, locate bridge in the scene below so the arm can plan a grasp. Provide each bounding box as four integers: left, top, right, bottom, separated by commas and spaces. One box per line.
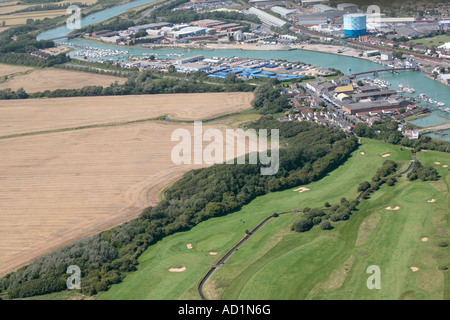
46, 33, 83, 41
351, 67, 419, 77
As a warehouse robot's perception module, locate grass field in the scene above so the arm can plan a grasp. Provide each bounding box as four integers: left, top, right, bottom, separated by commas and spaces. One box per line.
0, 68, 126, 93
0, 92, 254, 277
96, 138, 450, 300
409, 34, 450, 47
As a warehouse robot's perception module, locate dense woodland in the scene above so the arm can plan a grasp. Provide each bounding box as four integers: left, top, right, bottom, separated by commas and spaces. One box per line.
0, 118, 358, 298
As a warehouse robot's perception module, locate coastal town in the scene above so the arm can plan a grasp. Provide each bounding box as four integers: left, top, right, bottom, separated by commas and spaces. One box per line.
1, 0, 450, 304
27, 0, 450, 141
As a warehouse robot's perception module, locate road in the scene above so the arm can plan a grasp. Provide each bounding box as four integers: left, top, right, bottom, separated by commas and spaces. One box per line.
418, 122, 450, 133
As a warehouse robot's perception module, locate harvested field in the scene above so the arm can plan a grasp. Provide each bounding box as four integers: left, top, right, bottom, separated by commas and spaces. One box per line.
0, 63, 33, 77
0, 10, 67, 26
0, 92, 255, 276
0, 68, 126, 93
0, 92, 253, 137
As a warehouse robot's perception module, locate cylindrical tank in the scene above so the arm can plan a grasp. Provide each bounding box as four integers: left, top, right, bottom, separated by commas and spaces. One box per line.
343, 13, 367, 37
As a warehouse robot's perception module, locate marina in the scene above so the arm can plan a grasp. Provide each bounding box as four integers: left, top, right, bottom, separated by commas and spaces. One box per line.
36, 2, 450, 142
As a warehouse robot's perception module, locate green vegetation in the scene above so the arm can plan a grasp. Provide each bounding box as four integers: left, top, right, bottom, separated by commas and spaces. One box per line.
409, 34, 450, 48
0, 118, 357, 299
98, 138, 447, 300
353, 120, 450, 152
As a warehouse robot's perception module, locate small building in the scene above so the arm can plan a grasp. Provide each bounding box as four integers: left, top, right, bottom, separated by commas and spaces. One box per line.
176, 55, 205, 65
403, 129, 420, 139
337, 3, 358, 13
380, 52, 393, 61
335, 85, 354, 94
363, 50, 380, 57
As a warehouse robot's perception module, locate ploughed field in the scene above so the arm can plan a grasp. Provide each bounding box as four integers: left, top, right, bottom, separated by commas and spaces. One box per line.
0, 92, 254, 276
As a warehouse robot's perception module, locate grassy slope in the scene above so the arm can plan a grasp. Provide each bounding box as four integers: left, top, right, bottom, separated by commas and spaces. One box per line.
99, 138, 431, 300
213, 147, 449, 300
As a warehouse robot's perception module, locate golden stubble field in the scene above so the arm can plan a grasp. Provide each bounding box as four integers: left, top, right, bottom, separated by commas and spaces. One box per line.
0, 93, 253, 136
0, 92, 255, 276
0, 68, 127, 93
0, 63, 33, 77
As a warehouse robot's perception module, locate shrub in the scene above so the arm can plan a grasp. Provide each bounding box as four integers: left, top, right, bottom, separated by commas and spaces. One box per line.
319, 220, 331, 230
438, 241, 449, 248
291, 218, 313, 232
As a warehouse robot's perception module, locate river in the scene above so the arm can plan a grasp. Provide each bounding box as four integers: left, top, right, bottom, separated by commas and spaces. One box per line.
36, 0, 450, 141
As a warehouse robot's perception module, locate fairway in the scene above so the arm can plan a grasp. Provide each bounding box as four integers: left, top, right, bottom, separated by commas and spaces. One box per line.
98, 138, 449, 300
0, 68, 126, 93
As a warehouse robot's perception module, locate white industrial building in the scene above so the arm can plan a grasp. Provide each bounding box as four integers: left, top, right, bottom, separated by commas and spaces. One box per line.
248, 0, 284, 8
270, 6, 297, 18
176, 55, 205, 65
301, 0, 330, 6
336, 3, 358, 13
313, 4, 336, 13
171, 26, 207, 38
247, 7, 287, 27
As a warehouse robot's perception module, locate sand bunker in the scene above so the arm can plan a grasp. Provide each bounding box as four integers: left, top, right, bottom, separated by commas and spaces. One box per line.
421, 237, 429, 242
294, 187, 310, 193
209, 251, 218, 255
409, 266, 419, 272
434, 162, 441, 165
186, 243, 193, 249
381, 153, 391, 158
168, 266, 186, 272
360, 152, 365, 155
443, 165, 448, 168
427, 199, 436, 203
386, 206, 400, 211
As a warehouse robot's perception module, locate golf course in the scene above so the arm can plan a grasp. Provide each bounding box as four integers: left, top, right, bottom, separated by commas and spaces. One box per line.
97, 138, 450, 300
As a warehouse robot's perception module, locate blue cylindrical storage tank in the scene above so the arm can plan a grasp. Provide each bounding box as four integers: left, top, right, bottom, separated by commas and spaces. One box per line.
344, 13, 366, 37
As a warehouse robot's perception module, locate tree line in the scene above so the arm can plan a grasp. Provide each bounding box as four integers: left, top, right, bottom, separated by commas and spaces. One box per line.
0, 118, 358, 298
353, 120, 450, 153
